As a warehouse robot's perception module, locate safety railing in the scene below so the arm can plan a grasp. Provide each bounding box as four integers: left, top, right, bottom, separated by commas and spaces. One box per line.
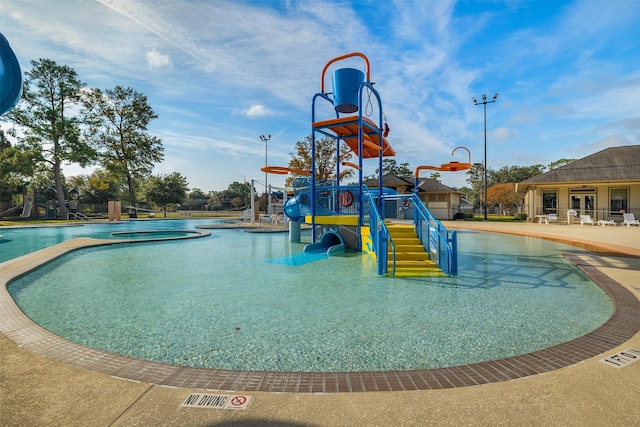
293, 179, 362, 218
536, 207, 640, 223
363, 192, 396, 275
67, 212, 91, 221
409, 193, 457, 275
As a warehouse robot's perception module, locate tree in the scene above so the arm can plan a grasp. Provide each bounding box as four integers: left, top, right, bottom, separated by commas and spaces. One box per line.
143, 173, 188, 215
465, 163, 495, 208
287, 136, 354, 185
67, 169, 124, 208
0, 130, 41, 209
549, 158, 576, 170
225, 181, 252, 206
186, 188, 208, 210
8, 59, 97, 218
492, 165, 546, 184
487, 183, 522, 215
428, 172, 441, 183
365, 159, 413, 180
83, 85, 163, 216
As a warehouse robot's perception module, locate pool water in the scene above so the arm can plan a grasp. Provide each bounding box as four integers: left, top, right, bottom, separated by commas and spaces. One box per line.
0, 219, 229, 262
5, 221, 613, 372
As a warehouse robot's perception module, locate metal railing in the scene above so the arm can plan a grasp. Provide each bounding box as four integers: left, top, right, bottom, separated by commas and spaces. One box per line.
66, 212, 91, 221
408, 193, 457, 275
365, 192, 457, 276
364, 192, 396, 275
535, 207, 640, 223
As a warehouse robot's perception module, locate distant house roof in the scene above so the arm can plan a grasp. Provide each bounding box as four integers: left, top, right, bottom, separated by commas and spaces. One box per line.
415, 178, 462, 193
365, 174, 462, 194
521, 145, 640, 185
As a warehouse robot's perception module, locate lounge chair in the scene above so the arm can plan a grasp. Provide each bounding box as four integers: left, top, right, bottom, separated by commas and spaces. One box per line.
580, 215, 594, 226
622, 213, 640, 227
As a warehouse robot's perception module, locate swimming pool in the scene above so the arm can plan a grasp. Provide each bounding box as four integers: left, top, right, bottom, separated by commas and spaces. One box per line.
0, 219, 231, 262
5, 220, 613, 372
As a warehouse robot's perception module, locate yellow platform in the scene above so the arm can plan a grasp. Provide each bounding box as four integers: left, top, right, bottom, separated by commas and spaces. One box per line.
304, 215, 359, 226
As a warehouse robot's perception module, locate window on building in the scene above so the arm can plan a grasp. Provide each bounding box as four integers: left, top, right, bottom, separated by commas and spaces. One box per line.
542, 190, 557, 214
610, 188, 628, 215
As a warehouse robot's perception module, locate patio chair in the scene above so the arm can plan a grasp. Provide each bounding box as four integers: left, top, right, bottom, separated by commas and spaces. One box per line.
580, 215, 594, 226
622, 213, 640, 227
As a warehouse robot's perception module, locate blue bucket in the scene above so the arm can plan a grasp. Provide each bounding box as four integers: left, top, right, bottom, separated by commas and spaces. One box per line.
332, 68, 364, 113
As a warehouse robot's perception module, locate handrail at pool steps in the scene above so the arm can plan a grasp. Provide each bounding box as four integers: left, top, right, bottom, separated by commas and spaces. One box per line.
364, 192, 396, 275
410, 192, 457, 275
67, 211, 91, 221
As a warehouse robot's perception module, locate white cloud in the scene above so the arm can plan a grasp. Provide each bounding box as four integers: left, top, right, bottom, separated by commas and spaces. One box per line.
242, 105, 273, 118
145, 50, 171, 69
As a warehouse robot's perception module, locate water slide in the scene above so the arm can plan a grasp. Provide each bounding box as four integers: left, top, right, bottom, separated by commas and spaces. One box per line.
283, 193, 333, 222
0, 204, 23, 218
303, 231, 345, 256
0, 32, 23, 116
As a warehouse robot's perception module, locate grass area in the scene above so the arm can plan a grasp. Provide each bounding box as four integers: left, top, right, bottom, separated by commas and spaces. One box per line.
463, 214, 527, 222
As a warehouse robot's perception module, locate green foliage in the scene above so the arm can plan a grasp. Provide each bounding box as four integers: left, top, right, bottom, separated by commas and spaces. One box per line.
428, 172, 441, 183
492, 164, 546, 184
7, 58, 97, 218
143, 173, 189, 213
514, 212, 528, 221
287, 136, 354, 185
83, 85, 164, 208
466, 163, 546, 208
549, 158, 575, 170
366, 159, 413, 180
206, 181, 252, 211
0, 130, 41, 206
67, 169, 124, 205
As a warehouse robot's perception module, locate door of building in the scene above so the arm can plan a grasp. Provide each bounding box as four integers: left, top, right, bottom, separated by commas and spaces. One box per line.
570, 194, 595, 218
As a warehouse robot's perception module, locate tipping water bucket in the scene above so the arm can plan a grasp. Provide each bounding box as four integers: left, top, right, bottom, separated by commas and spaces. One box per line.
332, 68, 364, 113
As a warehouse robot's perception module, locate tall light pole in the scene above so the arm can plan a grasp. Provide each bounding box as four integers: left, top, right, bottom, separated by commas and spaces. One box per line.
472, 93, 498, 221
260, 134, 271, 212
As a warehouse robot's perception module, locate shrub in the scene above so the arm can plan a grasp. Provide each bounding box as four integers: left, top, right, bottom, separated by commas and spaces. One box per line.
514, 212, 528, 221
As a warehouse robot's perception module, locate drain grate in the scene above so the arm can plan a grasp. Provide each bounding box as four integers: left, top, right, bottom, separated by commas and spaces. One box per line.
182, 393, 251, 410
600, 348, 640, 368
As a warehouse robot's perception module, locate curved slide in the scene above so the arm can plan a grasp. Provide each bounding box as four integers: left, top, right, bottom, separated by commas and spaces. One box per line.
0, 33, 23, 116
303, 231, 345, 256
284, 193, 333, 222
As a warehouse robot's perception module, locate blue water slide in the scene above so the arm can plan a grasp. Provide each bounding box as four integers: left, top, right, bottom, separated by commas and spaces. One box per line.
284, 192, 333, 221
303, 231, 345, 256
0, 33, 23, 116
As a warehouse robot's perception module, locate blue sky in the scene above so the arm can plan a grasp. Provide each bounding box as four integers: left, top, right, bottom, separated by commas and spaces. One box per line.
2, 0, 639, 192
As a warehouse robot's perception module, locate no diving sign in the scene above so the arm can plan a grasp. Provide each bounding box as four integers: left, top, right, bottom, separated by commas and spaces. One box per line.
182, 393, 251, 410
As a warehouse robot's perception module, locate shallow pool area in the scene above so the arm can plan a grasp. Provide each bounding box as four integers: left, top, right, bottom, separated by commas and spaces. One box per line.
5, 220, 613, 372
0, 219, 231, 262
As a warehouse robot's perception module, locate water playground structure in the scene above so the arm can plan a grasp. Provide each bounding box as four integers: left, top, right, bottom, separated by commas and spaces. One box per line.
262, 53, 471, 276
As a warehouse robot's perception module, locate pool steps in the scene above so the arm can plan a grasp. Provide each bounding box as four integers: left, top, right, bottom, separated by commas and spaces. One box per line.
386, 224, 443, 276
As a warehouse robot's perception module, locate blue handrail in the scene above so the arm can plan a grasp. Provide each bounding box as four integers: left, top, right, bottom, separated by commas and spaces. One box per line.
363, 192, 396, 275
408, 193, 457, 275
365, 192, 457, 276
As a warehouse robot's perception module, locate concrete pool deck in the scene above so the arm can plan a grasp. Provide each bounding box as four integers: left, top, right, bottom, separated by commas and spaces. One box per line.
1, 221, 639, 426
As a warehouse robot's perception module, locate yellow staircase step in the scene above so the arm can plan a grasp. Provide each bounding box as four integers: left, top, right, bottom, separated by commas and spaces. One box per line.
386, 223, 444, 276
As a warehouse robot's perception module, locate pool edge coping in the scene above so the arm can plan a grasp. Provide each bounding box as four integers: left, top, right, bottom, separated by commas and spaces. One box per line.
1, 229, 639, 393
